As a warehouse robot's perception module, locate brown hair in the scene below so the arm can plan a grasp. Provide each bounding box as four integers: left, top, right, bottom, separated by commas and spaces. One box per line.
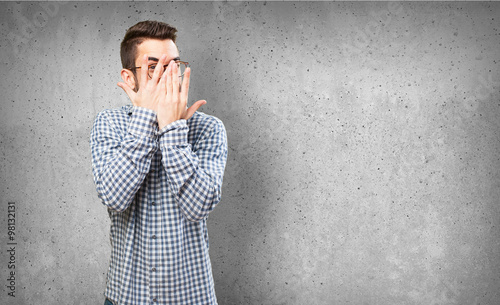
120, 20, 178, 69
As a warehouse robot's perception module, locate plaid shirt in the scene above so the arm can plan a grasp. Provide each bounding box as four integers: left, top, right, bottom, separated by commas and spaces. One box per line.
90, 105, 227, 305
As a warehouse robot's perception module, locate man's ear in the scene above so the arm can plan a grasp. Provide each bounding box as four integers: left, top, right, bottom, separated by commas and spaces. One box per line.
120, 69, 137, 92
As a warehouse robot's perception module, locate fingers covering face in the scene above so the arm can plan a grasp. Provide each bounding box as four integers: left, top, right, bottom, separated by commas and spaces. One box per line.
140, 54, 148, 89
166, 61, 173, 100
180, 67, 191, 102
152, 54, 168, 82
172, 61, 180, 103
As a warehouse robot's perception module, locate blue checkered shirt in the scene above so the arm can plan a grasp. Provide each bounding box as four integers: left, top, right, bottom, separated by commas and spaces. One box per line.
90, 105, 228, 305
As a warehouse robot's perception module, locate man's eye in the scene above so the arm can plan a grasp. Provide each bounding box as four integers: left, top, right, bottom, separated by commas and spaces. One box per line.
149, 65, 156, 70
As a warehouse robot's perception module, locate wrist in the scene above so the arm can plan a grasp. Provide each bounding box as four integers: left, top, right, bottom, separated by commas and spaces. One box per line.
133, 102, 157, 112
158, 113, 183, 130
158, 118, 174, 130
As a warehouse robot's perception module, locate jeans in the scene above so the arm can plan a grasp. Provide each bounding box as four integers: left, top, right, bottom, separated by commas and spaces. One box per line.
104, 298, 114, 305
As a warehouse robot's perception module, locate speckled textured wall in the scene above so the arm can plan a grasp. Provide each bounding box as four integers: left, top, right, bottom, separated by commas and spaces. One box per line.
1, 1, 499, 304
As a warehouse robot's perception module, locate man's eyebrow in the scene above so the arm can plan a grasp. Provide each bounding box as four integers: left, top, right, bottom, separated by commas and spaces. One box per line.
147, 56, 181, 62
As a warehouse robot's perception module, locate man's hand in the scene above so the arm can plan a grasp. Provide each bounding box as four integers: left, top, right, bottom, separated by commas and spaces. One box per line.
117, 54, 169, 111
157, 60, 206, 130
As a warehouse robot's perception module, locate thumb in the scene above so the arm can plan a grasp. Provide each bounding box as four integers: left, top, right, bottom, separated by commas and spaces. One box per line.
185, 100, 207, 120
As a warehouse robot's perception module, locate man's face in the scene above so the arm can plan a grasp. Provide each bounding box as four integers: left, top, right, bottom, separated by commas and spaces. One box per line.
133, 39, 180, 91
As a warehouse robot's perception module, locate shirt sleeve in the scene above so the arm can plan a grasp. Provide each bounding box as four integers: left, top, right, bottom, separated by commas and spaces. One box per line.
158, 117, 228, 222
90, 107, 158, 212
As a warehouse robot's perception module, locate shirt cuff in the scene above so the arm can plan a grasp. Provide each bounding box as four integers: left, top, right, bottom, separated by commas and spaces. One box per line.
127, 106, 158, 138
158, 119, 188, 146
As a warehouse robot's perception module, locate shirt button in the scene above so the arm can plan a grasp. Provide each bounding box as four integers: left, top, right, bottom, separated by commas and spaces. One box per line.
153, 298, 157, 302
152, 235, 156, 239
152, 267, 156, 272
151, 201, 156, 206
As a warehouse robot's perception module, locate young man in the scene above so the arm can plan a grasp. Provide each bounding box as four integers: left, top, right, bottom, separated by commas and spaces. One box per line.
90, 21, 228, 305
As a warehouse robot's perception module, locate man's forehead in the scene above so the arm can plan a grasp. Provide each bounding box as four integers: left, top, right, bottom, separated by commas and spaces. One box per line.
145, 56, 181, 64
135, 39, 179, 62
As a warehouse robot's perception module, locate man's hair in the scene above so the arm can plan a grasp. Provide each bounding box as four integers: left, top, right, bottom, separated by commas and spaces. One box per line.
120, 20, 178, 69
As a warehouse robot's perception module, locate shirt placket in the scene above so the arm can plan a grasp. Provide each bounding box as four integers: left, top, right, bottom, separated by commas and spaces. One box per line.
148, 149, 161, 304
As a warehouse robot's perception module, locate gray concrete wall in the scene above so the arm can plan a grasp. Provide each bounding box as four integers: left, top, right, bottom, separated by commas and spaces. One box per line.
1, 1, 499, 304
